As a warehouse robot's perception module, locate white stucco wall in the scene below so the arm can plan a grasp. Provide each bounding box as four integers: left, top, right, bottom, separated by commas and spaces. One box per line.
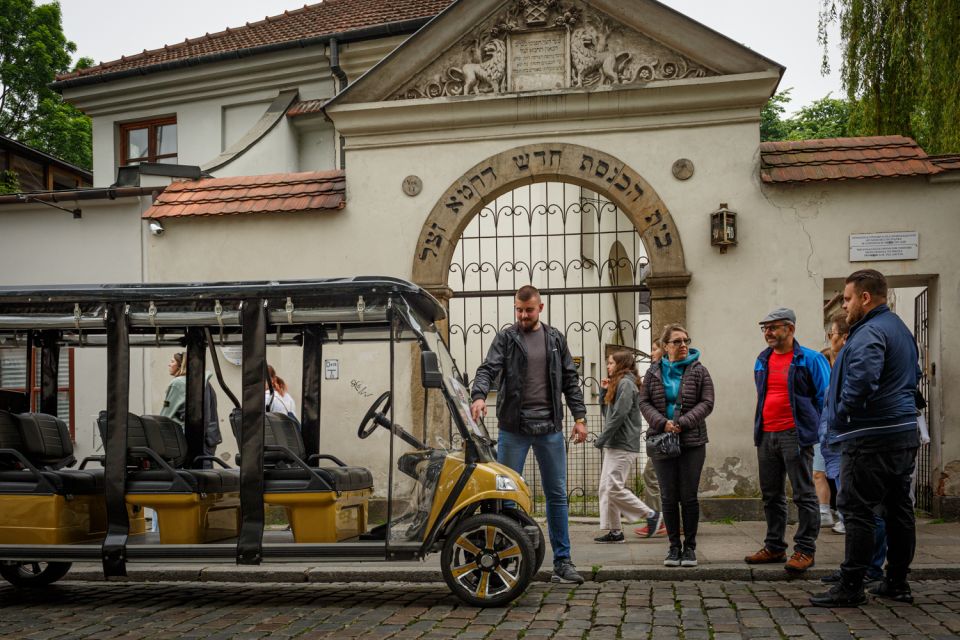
0, 197, 152, 462
143, 102, 960, 496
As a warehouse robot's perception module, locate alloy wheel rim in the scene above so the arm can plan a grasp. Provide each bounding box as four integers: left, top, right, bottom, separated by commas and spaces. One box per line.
449, 524, 524, 599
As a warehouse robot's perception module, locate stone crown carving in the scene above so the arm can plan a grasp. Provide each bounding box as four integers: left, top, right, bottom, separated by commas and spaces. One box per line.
392, 0, 714, 100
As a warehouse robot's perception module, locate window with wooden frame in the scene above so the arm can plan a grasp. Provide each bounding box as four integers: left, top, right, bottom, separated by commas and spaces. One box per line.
119, 117, 177, 166
0, 348, 75, 439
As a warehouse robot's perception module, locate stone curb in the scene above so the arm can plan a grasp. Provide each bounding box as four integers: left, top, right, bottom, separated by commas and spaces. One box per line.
64, 563, 960, 584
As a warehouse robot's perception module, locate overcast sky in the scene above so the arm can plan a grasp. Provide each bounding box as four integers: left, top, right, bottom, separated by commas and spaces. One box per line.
53, 0, 843, 114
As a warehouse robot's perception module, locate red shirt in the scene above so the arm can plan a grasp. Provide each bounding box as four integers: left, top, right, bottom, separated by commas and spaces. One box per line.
762, 350, 795, 432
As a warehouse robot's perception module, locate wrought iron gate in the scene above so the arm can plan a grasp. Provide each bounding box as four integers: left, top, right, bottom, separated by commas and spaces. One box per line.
914, 288, 932, 513
447, 182, 651, 516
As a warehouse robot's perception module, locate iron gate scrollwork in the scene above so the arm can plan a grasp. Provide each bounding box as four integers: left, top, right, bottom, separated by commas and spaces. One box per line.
914, 288, 932, 513
448, 182, 651, 516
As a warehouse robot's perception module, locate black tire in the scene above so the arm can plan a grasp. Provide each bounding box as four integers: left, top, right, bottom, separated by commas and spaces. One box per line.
0, 561, 72, 587
503, 507, 545, 576
441, 513, 534, 607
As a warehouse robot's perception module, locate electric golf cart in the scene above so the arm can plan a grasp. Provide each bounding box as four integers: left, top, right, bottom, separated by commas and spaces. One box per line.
0, 277, 543, 606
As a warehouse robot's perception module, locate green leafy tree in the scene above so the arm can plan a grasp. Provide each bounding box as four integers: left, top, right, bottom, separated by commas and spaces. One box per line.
0, 169, 20, 195
785, 94, 852, 140
0, 1, 92, 169
819, 0, 960, 153
761, 90, 856, 142
760, 89, 792, 141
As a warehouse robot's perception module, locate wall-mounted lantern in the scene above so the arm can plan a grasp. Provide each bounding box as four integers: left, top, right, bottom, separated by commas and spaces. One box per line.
710, 203, 737, 254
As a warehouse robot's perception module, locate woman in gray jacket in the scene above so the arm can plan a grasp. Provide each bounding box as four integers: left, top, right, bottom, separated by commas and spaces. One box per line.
594, 350, 662, 543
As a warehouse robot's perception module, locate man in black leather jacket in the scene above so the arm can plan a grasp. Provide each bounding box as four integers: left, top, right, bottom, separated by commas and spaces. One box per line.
470, 285, 588, 584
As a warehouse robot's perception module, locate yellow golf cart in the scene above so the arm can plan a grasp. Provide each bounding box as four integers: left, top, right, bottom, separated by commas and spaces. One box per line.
0, 277, 543, 606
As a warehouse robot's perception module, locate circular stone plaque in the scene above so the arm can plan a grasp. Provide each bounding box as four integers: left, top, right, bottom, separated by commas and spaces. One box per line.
402, 175, 423, 197
672, 158, 695, 181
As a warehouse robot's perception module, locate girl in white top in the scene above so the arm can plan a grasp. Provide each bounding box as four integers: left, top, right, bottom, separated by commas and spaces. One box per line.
265, 364, 297, 418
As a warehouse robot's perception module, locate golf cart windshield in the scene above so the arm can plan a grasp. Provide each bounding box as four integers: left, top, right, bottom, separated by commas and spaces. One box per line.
418, 324, 491, 445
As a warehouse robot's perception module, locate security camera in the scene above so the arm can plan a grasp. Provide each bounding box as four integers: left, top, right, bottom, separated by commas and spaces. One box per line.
148, 220, 165, 236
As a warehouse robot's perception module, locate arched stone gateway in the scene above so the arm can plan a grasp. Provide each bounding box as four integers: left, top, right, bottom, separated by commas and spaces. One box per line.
411, 143, 691, 331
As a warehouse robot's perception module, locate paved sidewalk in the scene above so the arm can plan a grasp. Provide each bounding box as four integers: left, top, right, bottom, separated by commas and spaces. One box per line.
3, 578, 960, 638
63, 519, 960, 584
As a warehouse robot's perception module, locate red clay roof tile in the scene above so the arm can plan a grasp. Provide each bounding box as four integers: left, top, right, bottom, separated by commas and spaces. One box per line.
144, 170, 345, 219
759, 136, 943, 183
287, 99, 328, 118
930, 154, 960, 171
58, 0, 452, 84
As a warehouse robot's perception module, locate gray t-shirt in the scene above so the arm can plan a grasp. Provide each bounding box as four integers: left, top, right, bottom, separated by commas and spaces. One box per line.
521, 326, 551, 414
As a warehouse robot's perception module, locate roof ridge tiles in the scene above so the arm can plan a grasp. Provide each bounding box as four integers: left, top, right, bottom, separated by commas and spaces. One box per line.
57, 0, 452, 83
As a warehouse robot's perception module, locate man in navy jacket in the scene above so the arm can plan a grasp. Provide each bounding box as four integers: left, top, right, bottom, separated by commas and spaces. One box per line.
746, 308, 830, 574
810, 269, 920, 607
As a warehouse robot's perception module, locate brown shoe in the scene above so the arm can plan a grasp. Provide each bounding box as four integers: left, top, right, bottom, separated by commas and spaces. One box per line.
785, 551, 815, 574
744, 547, 786, 564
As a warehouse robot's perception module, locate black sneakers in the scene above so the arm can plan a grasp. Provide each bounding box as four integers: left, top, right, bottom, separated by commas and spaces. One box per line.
664, 546, 682, 567
594, 530, 625, 544
869, 579, 914, 604
809, 582, 867, 608
680, 547, 697, 567
551, 559, 585, 584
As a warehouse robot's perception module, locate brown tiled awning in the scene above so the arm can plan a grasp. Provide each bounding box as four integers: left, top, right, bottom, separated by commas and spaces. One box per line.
287, 99, 328, 118
760, 136, 943, 183
930, 154, 960, 172
144, 171, 345, 219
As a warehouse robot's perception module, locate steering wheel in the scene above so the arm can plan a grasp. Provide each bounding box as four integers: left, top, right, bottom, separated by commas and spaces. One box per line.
358, 391, 392, 439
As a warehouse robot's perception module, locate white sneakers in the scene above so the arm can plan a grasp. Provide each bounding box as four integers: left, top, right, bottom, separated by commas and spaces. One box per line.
819, 505, 835, 528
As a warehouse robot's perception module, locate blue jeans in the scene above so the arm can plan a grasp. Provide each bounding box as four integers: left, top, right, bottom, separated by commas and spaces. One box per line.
497, 429, 570, 565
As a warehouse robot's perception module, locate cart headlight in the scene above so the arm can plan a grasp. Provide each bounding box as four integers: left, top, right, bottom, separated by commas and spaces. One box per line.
496, 475, 518, 491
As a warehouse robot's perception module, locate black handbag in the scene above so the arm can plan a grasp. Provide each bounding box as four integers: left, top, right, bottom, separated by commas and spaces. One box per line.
645, 431, 681, 460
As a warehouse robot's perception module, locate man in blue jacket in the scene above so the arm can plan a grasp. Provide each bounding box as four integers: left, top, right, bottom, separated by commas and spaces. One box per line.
810, 269, 920, 607
746, 308, 830, 574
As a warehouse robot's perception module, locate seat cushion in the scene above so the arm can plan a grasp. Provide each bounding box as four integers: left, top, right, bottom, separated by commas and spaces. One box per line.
54, 468, 105, 495
126, 468, 240, 494
264, 465, 373, 493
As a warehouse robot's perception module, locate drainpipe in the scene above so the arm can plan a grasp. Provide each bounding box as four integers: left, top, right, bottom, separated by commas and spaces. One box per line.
329, 38, 349, 170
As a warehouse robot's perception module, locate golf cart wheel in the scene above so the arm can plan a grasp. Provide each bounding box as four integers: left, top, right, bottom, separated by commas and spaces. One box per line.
441, 513, 534, 607
0, 561, 72, 587
503, 507, 545, 575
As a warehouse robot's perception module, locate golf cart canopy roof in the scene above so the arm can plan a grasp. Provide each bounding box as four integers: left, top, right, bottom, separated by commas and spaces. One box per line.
0, 276, 445, 335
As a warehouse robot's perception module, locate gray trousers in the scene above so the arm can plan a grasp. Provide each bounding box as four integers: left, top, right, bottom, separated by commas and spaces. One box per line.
757, 428, 819, 555
642, 456, 662, 512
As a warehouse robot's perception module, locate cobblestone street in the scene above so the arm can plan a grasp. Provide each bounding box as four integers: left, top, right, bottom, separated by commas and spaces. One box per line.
2, 579, 960, 639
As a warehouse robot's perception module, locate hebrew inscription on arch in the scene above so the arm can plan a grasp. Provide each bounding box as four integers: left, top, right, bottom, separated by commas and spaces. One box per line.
412, 143, 686, 287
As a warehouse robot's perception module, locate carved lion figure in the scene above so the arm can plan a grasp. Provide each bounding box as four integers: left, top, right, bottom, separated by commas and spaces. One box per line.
453, 39, 507, 95
571, 25, 630, 86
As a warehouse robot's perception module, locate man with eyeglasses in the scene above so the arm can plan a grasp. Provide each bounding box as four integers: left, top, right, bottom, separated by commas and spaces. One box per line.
746, 308, 830, 575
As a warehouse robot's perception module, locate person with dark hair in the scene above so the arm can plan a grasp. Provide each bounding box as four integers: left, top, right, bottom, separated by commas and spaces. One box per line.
265, 364, 298, 419
160, 352, 221, 469
638, 323, 714, 568
746, 308, 830, 575
160, 352, 188, 425
822, 312, 850, 534
593, 350, 661, 543
470, 284, 588, 584
811, 269, 921, 607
